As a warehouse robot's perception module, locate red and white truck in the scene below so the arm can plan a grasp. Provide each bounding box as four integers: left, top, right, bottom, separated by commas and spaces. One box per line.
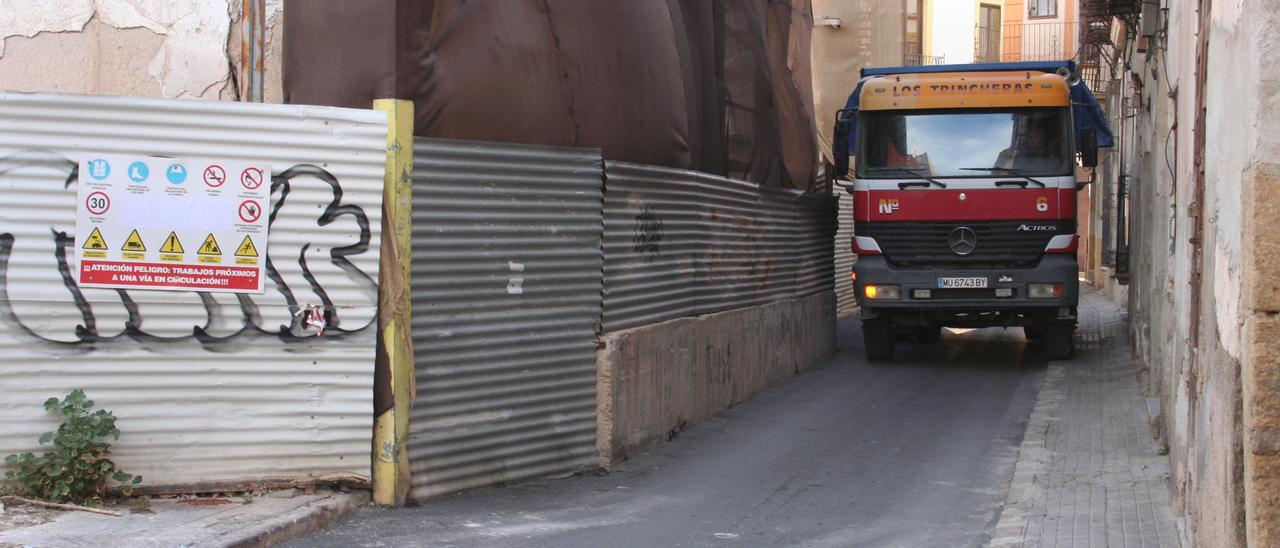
832, 61, 1113, 361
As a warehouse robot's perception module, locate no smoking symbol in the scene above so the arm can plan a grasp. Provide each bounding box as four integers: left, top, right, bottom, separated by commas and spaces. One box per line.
238, 200, 263, 223
203, 165, 226, 187
241, 167, 264, 190
85, 191, 110, 215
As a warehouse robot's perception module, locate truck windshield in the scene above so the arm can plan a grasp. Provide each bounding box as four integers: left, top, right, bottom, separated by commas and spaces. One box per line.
858, 108, 1071, 178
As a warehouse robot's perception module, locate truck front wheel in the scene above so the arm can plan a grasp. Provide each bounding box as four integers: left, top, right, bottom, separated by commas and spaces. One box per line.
862, 316, 896, 361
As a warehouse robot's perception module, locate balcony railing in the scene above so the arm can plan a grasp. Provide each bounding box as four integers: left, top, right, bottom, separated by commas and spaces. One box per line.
973, 21, 1082, 63
905, 53, 947, 66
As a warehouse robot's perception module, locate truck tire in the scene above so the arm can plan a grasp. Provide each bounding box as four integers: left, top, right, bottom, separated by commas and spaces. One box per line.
1046, 322, 1075, 360
863, 316, 896, 361
914, 324, 942, 344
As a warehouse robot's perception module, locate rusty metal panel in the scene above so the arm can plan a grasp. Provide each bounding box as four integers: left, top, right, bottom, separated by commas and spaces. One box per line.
408, 138, 603, 500
0, 92, 385, 487
835, 190, 858, 318
602, 162, 837, 331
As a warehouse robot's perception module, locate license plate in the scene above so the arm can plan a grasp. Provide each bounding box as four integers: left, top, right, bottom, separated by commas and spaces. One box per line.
938, 277, 988, 288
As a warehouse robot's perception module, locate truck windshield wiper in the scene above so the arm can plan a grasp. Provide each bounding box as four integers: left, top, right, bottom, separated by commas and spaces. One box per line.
959, 167, 1047, 187
866, 167, 946, 189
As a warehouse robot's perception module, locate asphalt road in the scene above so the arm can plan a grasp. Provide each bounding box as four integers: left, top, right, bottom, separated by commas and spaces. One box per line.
291, 319, 1048, 547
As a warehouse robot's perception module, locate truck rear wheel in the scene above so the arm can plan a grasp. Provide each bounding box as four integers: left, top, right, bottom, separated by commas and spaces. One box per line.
863, 316, 896, 361
1046, 322, 1075, 360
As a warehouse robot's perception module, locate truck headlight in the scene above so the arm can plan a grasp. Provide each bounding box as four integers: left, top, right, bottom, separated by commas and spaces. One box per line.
1028, 283, 1064, 299
864, 284, 900, 300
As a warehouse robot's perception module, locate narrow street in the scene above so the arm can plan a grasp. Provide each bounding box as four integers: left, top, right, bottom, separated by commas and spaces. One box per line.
4, 2, 1275, 544
294, 308, 1059, 546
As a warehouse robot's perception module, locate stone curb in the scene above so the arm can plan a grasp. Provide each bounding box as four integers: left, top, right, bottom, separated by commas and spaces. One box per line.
989, 364, 1064, 546
224, 491, 368, 548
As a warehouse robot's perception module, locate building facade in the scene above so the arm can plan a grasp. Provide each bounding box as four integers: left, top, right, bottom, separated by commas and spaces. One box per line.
1090, 0, 1280, 545
0, 0, 284, 102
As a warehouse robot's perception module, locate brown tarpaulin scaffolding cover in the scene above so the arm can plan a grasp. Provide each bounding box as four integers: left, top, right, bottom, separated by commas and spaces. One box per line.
809, 0, 905, 165
283, 0, 819, 189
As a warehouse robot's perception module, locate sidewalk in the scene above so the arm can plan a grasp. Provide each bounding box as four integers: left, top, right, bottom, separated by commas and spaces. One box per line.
991, 288, 1181, 546
0, 489, 366, 547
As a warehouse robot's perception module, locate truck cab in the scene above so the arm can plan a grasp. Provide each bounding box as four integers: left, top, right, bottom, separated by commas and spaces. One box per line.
832, 61, 1112, 361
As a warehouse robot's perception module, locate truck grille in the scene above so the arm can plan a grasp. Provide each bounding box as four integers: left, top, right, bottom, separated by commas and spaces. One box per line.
855, 220, 1074, 268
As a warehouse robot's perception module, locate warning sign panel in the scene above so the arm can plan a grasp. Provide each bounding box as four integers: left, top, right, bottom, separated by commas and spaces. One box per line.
160, 232, 184, 253
159, 231, 184, 262
235, 235, 260, 265
197, 234, 222, 264
82, 228, 108, 250
75, 154, 270, 293
121, 229, 147, 260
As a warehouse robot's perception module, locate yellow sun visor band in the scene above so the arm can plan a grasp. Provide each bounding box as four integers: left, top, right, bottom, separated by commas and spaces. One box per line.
860, 71, 1071, 110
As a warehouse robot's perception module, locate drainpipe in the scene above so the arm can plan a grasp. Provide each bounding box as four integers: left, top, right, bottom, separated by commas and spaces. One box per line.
240, 0, 265, 102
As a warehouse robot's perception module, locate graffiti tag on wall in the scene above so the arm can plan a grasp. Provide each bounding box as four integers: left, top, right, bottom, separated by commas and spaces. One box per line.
633, 204, 664, 259
0, 151, 378, 352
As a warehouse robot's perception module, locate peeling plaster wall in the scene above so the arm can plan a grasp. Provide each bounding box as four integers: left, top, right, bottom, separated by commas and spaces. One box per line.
1124, 0, 1280, 544
0, 0, 284, 102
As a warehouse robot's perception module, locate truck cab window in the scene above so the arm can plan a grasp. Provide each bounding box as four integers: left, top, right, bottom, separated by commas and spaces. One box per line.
859, 108, 1071, 178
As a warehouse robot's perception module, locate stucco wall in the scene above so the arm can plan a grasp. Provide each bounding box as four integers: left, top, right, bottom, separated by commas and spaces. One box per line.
0, 0, 283, 102
1124, 0, 1280, 544
596, 292, 837, 466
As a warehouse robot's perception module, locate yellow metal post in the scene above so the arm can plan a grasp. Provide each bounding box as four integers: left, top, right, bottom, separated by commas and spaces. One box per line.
372, 99, 415, 506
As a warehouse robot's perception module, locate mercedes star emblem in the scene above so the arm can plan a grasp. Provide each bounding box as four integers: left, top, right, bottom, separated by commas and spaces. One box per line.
948, 226, 978, 256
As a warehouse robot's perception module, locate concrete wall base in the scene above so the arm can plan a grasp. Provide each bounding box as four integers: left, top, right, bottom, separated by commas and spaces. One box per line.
595, 291, 837, 467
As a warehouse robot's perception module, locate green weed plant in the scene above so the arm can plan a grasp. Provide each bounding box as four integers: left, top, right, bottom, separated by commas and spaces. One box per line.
3, 389, 141, 503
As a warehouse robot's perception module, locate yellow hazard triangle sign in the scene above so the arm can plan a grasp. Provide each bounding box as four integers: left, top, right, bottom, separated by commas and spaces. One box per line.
160, 232, 184, 253
81, 227, 108, 250
235, 235, 259, 257
198, 233, 222, 255
121, 229, 146, 251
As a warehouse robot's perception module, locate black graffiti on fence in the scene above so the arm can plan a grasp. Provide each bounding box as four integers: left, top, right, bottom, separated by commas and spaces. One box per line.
633, 204, 664, 259
0, 151, 378, 352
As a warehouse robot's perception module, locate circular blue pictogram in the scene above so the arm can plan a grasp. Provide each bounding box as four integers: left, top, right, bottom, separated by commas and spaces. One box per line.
127, 161, 150, 183
87, 159, 111, 180
166, 163, 188, 184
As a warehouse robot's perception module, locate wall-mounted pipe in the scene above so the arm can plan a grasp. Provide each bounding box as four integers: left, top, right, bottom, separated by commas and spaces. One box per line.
241, 0, 265, 102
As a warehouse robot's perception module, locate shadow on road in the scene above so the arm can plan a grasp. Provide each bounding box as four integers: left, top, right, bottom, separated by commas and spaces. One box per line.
836, 317, 1050, 372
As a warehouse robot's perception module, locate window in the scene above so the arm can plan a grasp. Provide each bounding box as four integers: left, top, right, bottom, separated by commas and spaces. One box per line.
977, 4, 1001, 62
1029, 0, 1058, 18
903, 0, 924, 61
858, 109, 1073, 178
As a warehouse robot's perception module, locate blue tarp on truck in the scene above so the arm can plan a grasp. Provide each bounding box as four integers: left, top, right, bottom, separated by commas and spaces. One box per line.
842, 60, 1114, 152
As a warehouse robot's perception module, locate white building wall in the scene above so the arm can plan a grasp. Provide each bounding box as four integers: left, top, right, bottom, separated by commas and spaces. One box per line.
930, 1, 977, 63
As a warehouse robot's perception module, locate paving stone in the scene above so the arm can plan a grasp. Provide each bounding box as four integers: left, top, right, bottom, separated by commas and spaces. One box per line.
992, 289, 1181, 547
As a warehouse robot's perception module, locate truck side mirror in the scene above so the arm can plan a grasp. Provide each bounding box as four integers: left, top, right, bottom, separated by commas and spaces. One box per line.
832, 109, 855, 179
1081, 128, 1098, 168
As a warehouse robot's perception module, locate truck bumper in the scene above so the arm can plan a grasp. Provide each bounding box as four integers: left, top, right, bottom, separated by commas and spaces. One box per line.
853, 254, 1079, 327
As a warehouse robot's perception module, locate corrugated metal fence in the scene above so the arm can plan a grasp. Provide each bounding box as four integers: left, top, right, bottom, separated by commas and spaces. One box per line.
0, 92, 385, 486
408, 139, 603, 500
835, 190, 858, 318
601, 162, 837, 331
